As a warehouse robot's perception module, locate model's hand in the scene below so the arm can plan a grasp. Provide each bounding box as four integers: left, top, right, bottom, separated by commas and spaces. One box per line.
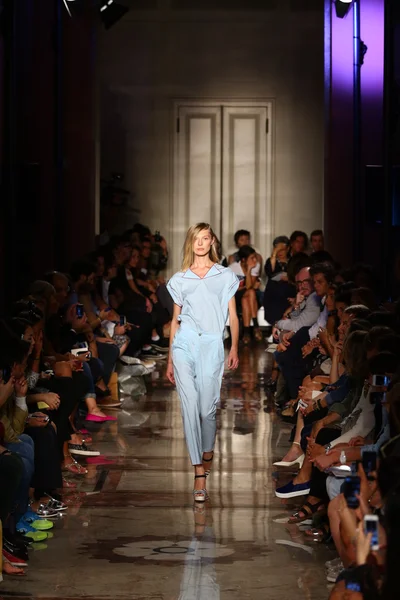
166, 361, 175, 385
227, 349, 239, 370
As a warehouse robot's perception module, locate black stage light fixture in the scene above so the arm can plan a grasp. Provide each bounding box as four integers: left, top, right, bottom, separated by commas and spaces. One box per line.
100, 0, 129, 30
334, 0, 353, 19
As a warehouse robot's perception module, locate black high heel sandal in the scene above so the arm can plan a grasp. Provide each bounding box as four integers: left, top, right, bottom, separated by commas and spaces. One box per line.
193, 475, 207, 503
202, 452, 214, 478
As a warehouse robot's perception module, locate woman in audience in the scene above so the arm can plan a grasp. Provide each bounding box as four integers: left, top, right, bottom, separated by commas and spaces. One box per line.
0, 324, 62, 516
109, 247, 167, 355
229, 245, 263, 344
263, 236, 295, 328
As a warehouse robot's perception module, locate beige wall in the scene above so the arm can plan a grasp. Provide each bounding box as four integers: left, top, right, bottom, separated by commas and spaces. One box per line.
99, 3, 324, 263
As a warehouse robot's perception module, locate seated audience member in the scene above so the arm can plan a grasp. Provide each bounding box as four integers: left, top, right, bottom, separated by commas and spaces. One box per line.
275, 337, 393, 534
139, 234, 169, 281
310, 229, 325, 254
108, 249, 163, 358
263, 236, 295, 327
272, 266, 321, 340
68, 260, 121, 383
309, 250, 335, 265
114, 247, 169, 347
289, 230, 309, 257
0, 322, 62, 515
229, 245, 263, 344
326, 374, 400, 594
273, 263, 335, 399
227, 230, 263, 274
351, 287, 378, 311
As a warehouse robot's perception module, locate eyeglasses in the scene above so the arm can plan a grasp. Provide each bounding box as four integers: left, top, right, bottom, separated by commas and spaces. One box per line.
296, 278, 312, 287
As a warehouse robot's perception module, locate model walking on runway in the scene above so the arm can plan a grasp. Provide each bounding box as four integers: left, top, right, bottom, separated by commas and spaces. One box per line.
166, 223, 240, 502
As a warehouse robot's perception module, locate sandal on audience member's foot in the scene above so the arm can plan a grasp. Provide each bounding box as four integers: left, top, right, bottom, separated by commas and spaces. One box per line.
304, 523, 331, 543
193, 475, 207, 503
62, 477, 77, 489
35, 504, 60, 520
202, 452, 214, 477
2, 550, 28, 569
288, 500, 326, 524
62, 456, 88, 475
44, 496, 68, 512
2, 556, 26, 576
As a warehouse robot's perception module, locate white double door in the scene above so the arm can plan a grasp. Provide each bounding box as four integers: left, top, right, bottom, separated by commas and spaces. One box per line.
172, 101, 273, 273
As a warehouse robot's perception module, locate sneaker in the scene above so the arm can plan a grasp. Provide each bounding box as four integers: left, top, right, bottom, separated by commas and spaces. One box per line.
326, 564, 344, 583
275, 480, 311, 499
140, 359, 156, 369
325, 557, 343, 570
120, 355, 156, 369
140, 348, 166, 359
19, 512, 54, 530
16, 521, 48, 542
121, 364, 152, 377
68, 443, 101, 457
3, 539, 29, 562
151, 338, 169, 352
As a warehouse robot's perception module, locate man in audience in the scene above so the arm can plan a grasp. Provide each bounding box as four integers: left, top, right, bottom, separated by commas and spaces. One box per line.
310, 229, 325, 254
228, 229, 263, 274
289, 231, 309, 257
272, 266, 320, 339
274, 263, 335, 399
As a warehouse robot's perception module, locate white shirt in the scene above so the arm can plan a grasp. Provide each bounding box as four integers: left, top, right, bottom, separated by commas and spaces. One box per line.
229, 261, 260, 286
102, 279, 111, 305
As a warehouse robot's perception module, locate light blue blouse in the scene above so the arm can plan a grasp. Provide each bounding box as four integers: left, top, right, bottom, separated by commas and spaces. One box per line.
167, 264, 239, 336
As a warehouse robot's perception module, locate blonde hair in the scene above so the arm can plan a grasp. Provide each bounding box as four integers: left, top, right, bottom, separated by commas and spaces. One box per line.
181, 223, 219, 271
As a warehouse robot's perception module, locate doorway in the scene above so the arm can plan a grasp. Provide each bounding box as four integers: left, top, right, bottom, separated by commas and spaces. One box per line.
172, 100, 274, 272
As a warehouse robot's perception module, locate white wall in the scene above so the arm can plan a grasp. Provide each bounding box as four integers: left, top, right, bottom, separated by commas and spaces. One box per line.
99, 3, 324, 266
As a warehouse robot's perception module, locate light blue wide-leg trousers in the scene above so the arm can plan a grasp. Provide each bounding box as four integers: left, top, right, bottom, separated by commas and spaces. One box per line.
172, 326, 225, 465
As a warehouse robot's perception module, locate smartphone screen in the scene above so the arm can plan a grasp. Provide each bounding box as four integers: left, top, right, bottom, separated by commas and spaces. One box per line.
345, 581, 361, 592
364, 516, 379, 550
362, 451, 377, 480
344, 475, 361, 509
76, 304, 84, 319
372, 374, 389, 387
119, 315, 127, 326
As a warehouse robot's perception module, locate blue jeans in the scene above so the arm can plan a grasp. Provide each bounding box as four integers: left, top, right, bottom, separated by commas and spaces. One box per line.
5, 434, 35, 519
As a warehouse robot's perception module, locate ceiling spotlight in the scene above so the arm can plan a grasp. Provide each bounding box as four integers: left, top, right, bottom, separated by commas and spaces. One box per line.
99, 0, 129, 30
334, 0, 353, 19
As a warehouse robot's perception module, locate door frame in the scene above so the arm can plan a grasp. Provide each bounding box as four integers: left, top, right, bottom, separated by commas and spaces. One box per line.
170, 98, 275, 275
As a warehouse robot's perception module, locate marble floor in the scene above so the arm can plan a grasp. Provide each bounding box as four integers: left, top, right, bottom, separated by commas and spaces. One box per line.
1, 344, 335, 600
